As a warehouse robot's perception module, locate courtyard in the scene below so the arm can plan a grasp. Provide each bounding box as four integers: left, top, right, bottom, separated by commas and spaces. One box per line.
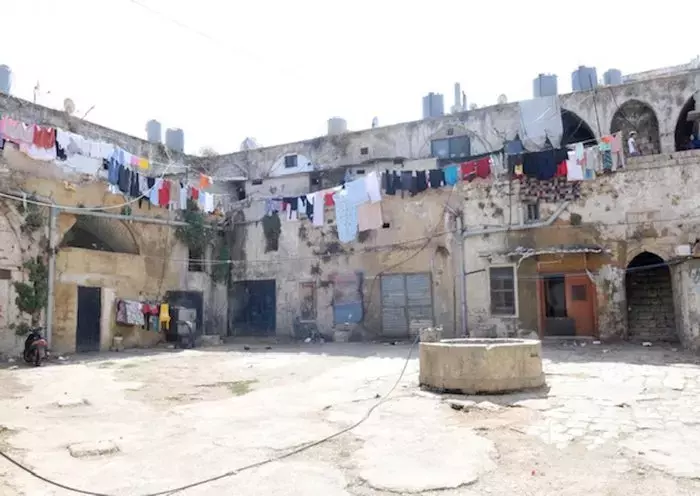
1, 342, 700, 495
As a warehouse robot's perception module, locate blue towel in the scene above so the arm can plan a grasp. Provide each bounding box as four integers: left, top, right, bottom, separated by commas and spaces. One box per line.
334, 191, 358, 243
444, 165, 459, 185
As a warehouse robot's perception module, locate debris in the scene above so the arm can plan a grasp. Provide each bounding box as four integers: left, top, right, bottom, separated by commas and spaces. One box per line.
68, 440, 119, 459
475, 401, 501, 412
7, 358, 15, 363
671, 348, 678, 352
580, 343, 586, 348
615, 402, 630, 408
243, 346, 251, 351
9, 365, 18, 370
531, 469, 536, 476
265, 346, 272, 350
304, 338, 311, 343
446, 399, 477, 411
58, 356, 68, 361
593, 340, 601, 345
642, 342, 652, 347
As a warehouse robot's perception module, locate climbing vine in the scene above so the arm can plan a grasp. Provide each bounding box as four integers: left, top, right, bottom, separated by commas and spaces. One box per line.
12, 256, 49, 334
17, 200, 44, 234
176, 199, 231, 285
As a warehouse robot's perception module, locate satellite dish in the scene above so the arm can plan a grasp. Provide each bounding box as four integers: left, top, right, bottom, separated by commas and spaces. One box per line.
469, 103, 478, 111
63, 98, 75, 115
497, 94, 508, 104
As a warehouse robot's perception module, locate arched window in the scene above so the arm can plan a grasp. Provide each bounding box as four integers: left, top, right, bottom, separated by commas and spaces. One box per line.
610, 100, 661, 156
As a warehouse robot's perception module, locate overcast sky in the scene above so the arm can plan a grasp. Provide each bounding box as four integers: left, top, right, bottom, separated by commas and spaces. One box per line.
2, 0, 695, 154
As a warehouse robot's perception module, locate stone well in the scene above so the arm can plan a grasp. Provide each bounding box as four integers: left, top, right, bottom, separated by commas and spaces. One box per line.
419, 338, 545, 394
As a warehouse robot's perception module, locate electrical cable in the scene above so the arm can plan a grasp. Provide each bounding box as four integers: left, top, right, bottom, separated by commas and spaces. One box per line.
0, 332, 421, 496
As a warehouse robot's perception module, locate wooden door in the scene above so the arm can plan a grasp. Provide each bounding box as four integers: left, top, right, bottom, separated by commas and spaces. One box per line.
565, 275, 595, 337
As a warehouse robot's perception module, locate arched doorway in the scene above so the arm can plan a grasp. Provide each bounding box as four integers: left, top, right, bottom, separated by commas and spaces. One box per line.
60, 216, 140, 254
560, 109, 596, 146
625, 251, 677, 342
610, 100, 661, 156
674, 96, 696, 151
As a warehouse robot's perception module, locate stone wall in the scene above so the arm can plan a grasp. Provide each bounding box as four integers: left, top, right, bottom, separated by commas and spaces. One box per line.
460, 150, 700, 342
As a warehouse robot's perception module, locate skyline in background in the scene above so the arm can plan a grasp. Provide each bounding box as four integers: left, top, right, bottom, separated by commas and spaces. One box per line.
2, 0, 697, 154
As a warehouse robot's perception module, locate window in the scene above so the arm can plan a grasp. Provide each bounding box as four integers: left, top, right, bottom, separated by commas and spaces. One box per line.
430, 136, 471, 159
188, 246, 205, 272
299, 282, 317, 320
360, 147, 369, 155
355, 169, 365, 175
284, 155, 298, 168
0, 269, 11, 280
525, 201, 540, 223
571, 284, 587, 301
489, 266, 516, 316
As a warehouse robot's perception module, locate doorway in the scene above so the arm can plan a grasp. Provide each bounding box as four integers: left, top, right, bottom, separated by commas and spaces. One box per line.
626, 252, 677, 342
229, 280, 276, 337
76, 286, 102, 352
539, 274, 595, 337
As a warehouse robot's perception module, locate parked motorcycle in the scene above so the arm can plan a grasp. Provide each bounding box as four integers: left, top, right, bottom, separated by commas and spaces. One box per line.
23, 328, 48, 367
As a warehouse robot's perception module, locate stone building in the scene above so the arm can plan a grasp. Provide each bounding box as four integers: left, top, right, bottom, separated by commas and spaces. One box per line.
4, 67, 700, 354
203, 69, 700, 350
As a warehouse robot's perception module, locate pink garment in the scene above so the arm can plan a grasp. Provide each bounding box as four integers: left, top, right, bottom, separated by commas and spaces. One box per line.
130, 155, 139, 166
611, 132, 623, 154
357, 202, 383, 231
1, 117, 34, 144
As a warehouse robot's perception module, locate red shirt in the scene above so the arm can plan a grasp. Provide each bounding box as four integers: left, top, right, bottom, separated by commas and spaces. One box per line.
33, 126, 56, 149
324, 191, 335, 206
555, 160, 567, 177
460, 157, 491, 182
159, 180, 171, 206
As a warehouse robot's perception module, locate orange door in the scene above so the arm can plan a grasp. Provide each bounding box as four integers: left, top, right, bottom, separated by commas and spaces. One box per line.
565, 275, 595, 336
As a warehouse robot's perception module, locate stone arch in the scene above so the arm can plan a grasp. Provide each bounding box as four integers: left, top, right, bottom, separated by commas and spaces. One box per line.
610, 99, 661, 156
60, 215, 140, 255
560, 109, 596, 146
674, 96, 696, 151
418, 124, 494, 159
625, 251, 677, 343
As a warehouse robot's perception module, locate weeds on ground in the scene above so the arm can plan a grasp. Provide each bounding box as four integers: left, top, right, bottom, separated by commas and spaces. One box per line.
196, 379, 258, 396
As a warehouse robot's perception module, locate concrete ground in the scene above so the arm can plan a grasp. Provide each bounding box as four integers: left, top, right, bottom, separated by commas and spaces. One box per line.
1, 342, 700, 495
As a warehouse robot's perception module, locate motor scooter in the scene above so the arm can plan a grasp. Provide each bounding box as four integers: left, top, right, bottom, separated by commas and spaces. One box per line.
23, 328, 48, 367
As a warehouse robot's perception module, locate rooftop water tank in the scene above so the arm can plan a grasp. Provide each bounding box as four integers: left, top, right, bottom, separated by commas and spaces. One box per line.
0, 65, 12, 95
165, 128, 185, 153
328, 117, 347, 135
422, 92, 445, 119
603, 69, 623, 86
572, 66, 598, 92
533, 73, 558, 98
146, 120, 162, 143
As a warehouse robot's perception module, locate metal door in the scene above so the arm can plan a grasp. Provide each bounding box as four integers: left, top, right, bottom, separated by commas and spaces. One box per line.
76, 286, 101, 352
380, 273, 433, 338
565, 275, 596, 337
229, 280, 276, 336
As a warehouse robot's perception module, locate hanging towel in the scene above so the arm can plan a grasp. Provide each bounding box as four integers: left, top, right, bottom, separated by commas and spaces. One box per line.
32, 126, 56, 149
383, 171, 396, 195
415, 170, 428, 192
461, 157, 491, 181
150, 178, 162, 206
519, 95, 564, 151
357, 202, 383, 231
364, 171, 382, 203
199, 174, 212, 190
443, 165, 459, 185
179, 185, 188, 209
566, 150, 584, 181
490, 154, 506, 176
138, 175, 149, 195
159, 179, 171, 206
312, 192, 324, 227
333, 190, 358, 243
428, 169, 445, 188
400, 171, 413, 193
345, 178, 369, 206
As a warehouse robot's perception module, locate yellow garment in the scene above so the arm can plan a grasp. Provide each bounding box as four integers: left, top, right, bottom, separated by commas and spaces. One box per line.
159, 303, 170, 330
138, 158, 149, 170
514, 164, 524, 176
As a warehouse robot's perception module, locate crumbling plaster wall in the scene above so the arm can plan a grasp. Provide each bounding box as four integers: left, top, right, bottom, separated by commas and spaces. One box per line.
232, 167, 459, 339
461, 151, 700, 341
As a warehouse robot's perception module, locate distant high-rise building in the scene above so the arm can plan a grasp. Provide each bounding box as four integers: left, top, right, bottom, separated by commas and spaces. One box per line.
422, 92, 445, 119
572, 66, 598, 92
533, 74, 558, 98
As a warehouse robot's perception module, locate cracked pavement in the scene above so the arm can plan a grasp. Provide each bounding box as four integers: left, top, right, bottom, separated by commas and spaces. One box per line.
1, 342, 700, 495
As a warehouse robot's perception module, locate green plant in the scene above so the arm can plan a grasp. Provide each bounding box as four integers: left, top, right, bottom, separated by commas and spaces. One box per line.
18, 201, 44, 234
176, 199, 213, 252
210, 242, 231, 284
13, 256, 48, 327
10, 322, 32, 336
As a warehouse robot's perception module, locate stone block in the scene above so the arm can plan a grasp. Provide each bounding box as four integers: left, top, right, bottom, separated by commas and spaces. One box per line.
68, 440, 119, 458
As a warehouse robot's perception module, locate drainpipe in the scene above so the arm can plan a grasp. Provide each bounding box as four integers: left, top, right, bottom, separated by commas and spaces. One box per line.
45, 206, 57, 348
462, 201, 571, 238
456, 215, 468, 336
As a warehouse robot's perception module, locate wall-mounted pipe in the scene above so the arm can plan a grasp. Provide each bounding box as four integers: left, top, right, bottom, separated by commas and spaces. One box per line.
462, 201, 570, 238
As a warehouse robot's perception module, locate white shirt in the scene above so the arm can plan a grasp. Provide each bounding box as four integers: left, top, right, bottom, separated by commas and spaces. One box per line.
628, 137, 637, 155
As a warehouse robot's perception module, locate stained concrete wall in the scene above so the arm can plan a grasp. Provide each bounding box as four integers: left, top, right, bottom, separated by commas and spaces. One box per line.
460, 150, 700, 344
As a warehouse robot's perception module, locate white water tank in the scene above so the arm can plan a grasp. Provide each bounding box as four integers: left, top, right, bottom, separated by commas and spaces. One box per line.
0, 65, 12, 95
328, 117, 347, 135
146, 120, 162, 143
165, 128, 184, 152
